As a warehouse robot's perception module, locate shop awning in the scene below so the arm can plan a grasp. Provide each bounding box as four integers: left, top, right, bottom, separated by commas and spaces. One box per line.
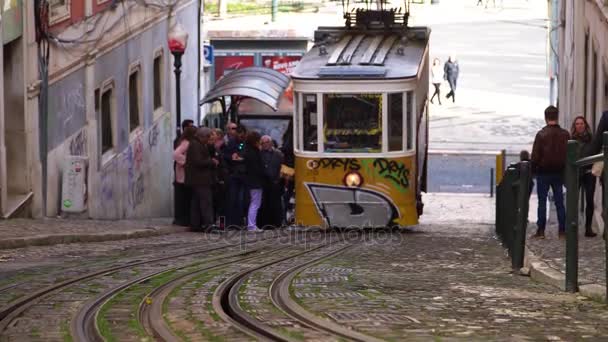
200, 67, 290, 111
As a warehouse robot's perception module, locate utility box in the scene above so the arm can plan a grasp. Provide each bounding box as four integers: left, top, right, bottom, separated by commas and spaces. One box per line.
61, 156, 88, 213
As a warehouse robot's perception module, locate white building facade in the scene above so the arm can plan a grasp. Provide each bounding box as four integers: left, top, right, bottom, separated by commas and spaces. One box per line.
557, 0, 608, 129
0, 0, 200, 219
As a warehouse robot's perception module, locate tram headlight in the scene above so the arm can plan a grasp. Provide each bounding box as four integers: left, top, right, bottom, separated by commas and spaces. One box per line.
343, 171, 363, 188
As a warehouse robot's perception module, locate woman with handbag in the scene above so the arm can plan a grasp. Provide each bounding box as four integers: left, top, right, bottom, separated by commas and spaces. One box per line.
571, 116, 597, 237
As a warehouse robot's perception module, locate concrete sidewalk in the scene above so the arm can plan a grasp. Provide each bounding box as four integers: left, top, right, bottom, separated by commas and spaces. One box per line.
423, 192, 607, 302
0, 218, 187, 250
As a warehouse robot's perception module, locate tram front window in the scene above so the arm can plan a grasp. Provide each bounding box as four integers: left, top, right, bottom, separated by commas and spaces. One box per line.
303, 94, 318, 151
323, 93, 381, 153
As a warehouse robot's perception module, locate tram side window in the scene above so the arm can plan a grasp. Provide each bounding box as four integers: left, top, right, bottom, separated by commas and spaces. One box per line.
388, 93, 403, 151
406, 91, 414, 150
323, 93, 382, 153
303, 94, 318, 151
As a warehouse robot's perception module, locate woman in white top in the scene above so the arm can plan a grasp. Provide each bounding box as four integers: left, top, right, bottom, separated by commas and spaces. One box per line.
430, 58, 443, 105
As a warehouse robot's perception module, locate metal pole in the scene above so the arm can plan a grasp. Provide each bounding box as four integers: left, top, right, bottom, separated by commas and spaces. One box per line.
513, 161, 530, 270
602, 132, 608, 302
565, 140, 579, 292
173, 51, 183, 136
271, 0, 278, 22
490, 168, 494, 198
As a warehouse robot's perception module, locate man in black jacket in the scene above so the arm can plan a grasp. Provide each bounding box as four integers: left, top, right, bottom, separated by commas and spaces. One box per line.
258, 136, 284, 228
531, 105, 570, 239
185, 127, 218, 231
444, 56, 459, 103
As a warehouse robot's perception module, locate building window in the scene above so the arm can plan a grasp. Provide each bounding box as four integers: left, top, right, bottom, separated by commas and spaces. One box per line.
323, 93, 382, 153
128, 68, 141, 132
388, 93, 403, 152
406, 91, 414, 151
101, 87, 114, 154
302, 94, 318, 152
49, 0, 71, 24
153, 53, 163, 110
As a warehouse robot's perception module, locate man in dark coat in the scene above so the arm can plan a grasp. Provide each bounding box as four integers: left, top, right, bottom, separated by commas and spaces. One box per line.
258, 136, 284, 228
531, 105, 570, 239
185, 127, 218, 231
444, 56, 459, 103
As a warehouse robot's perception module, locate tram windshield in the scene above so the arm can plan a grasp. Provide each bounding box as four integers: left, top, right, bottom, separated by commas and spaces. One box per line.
323, 93, 382, 153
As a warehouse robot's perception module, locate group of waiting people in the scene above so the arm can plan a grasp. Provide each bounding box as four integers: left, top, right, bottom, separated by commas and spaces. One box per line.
525, 106, 608, 239
173, 120, 289, 232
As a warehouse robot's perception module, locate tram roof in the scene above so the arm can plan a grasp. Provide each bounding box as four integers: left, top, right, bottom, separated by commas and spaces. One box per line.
291, 26, 430, 81
201, 67, 291, 111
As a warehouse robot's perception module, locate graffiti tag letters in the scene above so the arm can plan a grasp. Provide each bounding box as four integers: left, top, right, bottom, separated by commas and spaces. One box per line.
373, 159, 410, 189
307, 158, 361, 171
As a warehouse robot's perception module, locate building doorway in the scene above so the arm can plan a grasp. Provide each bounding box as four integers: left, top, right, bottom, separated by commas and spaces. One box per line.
1, 37, 29, 217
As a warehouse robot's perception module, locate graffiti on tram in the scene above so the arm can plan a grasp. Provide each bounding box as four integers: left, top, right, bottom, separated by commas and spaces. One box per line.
304, 157, 410, 190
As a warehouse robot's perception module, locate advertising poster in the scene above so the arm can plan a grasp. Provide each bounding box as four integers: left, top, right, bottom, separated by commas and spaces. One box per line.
261, 55, 301, 75
214, 55, 255, 82
261, 55, 301, 104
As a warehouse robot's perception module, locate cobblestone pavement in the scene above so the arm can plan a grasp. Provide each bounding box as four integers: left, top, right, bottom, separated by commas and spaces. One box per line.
0, 217, 172, 240
295, 224, 608, 341
1, 221, 607, 341
526, 225, 607, 286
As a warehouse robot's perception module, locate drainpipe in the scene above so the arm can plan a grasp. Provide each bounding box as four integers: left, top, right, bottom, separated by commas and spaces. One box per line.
197, 0, 202, 125
0, 0, 7, 215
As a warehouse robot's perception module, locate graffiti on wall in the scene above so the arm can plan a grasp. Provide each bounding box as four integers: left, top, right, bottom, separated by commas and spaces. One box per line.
101, 159, 115, 205
148, 123, 160, 149
69, 130, 87, 156
122, 136, 145, 210
305, 183, 398, 227
57, 84, 85, 135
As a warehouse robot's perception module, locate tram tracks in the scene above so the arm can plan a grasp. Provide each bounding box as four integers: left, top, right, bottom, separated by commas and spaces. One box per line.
0, 232, 276, 338
73, 245, 284, 341
0, 230, 386, 341
212, 233, 382, 342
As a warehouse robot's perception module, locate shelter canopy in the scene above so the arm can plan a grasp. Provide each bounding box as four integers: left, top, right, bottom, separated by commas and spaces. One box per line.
200, 67, 290, 111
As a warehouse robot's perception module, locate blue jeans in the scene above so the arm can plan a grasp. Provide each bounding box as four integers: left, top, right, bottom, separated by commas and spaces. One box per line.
536, 173, 566, 232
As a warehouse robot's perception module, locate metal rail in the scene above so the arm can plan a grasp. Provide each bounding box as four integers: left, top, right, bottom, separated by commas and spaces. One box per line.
212, 236, 355, 341
73, 246, 277, 342
138, 246, 291, 341
269, 244, 384, 342
0, 233, 276, 334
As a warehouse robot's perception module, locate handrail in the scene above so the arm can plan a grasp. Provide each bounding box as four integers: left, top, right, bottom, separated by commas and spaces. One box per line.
574, 153, 602, 167
564, 132, 608, 302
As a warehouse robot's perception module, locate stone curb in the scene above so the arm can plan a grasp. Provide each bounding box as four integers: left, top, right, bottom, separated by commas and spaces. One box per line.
523, 244, 607, 302
0, 225, 190, 250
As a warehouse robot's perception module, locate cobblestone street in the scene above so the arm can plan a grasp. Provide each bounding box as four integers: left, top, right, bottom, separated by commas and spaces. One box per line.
1, 218, 607, 341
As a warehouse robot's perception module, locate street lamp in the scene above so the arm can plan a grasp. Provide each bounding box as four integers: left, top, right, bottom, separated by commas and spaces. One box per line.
168, 23, 189, 136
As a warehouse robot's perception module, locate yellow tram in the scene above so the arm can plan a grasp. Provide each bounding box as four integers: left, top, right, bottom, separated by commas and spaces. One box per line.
290, 6, 430, 228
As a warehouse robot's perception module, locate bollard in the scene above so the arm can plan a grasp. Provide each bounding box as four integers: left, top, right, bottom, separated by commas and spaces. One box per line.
512, 161, 530, 270
496, 150, 506, 185
603, 132, 608, 302
503, 167, 518, 254
565, 140, 580, 292
490, 168, 494, 198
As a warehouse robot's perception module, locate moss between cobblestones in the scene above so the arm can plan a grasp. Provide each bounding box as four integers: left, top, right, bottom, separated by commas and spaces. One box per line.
30, 327, 41, 338
276, 327, 306, 341
165, 271, 224, 340
97, 270, 179, 341
61, 320, 73, 342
